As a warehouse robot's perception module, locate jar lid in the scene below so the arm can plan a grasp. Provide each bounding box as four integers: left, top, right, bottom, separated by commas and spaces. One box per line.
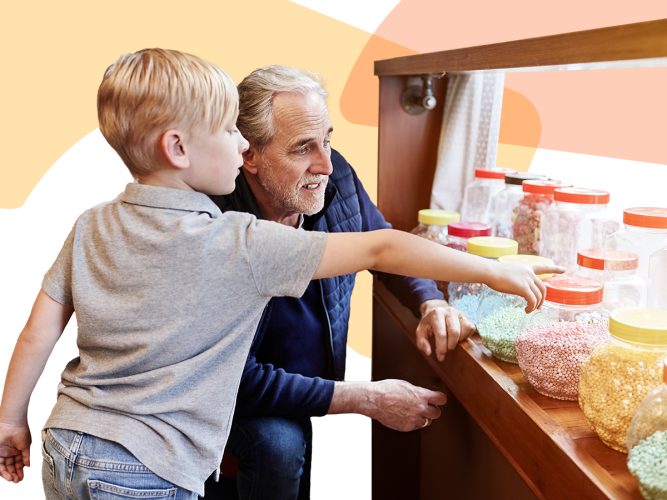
609, 308, 667, 345
543, 275, 603, 305
467, 236, 518, 258
554, 187, 610, 205
447, 221, 491, 238
664, 361, 667, 384
577, 248, 639, 271
522, 180, 568, 195
623, 207, 667, 229
417, 209, 460, 226
498, 254, 555, 279
474, 167, 514, 180
504, 172, 548, 186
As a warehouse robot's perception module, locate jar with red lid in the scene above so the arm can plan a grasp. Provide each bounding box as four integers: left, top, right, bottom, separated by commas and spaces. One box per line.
489, 172, 548, 238
540, 187, 620, 268
512, 180, 568, 256
460, 167, 514, 225
576, 249, 646, 311
516, 275, 608, 401
445, 221, 491, 252
606, 208, 667, 310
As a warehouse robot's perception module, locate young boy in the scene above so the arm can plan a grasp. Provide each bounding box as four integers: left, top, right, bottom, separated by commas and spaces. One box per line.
0, 48, 561, 498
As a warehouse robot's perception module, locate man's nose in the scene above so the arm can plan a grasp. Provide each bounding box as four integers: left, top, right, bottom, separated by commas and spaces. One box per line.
310, 146, 333, 175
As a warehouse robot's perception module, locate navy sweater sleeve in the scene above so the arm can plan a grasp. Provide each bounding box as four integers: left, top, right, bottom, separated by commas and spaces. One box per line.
349, 164, 444, 316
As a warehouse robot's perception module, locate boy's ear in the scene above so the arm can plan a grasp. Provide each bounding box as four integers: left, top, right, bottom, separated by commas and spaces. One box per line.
159, 130, 190, 169
242, 145, 261, 175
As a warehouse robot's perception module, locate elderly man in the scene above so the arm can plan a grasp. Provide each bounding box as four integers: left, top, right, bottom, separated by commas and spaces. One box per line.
204, 66, 475, 500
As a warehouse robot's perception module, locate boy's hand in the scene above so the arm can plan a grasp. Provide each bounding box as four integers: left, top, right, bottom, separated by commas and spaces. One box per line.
0, 421, 31, 483
487, 262, 565, 313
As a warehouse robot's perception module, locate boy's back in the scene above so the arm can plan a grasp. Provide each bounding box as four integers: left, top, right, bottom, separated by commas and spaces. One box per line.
43, 182, 325, 492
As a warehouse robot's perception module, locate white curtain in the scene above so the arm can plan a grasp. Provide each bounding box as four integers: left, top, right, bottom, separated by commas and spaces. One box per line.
430, 71, 505, 211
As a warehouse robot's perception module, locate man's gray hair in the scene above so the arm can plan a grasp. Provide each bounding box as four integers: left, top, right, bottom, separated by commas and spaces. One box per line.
237, 65, 328, 150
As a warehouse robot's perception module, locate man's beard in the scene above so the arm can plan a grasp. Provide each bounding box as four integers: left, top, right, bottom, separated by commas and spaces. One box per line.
258, 163, 328, 216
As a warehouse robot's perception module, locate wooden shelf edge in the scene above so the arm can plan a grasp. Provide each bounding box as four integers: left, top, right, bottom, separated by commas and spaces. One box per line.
373, 282, 639, 499
374, 18, 667, 76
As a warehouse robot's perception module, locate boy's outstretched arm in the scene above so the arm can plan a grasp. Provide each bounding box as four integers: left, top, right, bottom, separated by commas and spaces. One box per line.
313, 229, 564, 312
0, 289, 73, 482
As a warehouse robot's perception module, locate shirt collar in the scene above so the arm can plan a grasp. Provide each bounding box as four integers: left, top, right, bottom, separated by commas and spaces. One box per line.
120, 182, 223, 218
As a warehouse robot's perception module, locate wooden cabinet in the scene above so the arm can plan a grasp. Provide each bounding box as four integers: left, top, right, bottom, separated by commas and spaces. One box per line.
372, 19, 667, 500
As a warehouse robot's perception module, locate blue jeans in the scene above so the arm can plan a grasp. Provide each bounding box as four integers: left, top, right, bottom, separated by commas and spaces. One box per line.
204, 417, 311, 500
42, 428, 199, 500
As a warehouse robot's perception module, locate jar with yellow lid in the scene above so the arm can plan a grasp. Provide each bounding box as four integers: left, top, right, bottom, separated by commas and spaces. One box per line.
477, 255, 554, 364
626, 362, 667, 499
515, 275, 608, 400
448, 236, 517, 322
579, 308, 667, 452
410, 209, 460, 246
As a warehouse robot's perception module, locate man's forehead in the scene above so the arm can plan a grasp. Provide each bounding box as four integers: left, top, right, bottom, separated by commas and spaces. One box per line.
272, 92, 331, 134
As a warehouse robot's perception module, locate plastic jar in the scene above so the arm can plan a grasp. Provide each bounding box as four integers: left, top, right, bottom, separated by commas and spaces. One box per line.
512, 180, 567, 256
516, 275, 608, 401
540, 187, 619, 268
448, 236, 518, 322
410, 209, 461, 245
490, 172, 548, 238
445, 222, 491, 252
605, 208, 667, 310
460, 168, 514, 225
576, 249, 647, 311
579, 307, 667, 452
626, 363, 667, 499
477, 254, 554, 364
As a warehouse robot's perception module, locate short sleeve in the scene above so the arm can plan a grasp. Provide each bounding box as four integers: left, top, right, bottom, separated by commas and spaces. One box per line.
42, 225, 75, 305
246, 219, 327, 298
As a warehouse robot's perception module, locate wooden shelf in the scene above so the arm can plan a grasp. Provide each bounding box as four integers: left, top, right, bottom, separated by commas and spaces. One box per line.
375, 18, 667, 76
373, 283, 640, 499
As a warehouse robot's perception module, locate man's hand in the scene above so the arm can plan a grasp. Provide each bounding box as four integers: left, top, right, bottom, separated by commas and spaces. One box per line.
416, 300, 476, 362
329, 380, 446, 432
0, 420, 31, 483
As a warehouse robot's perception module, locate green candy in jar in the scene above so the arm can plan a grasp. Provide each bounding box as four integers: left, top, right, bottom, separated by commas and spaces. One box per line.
579, 308, 667, 453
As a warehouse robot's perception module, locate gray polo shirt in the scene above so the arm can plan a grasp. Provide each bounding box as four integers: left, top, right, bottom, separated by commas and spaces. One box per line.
41, 182, 326, 494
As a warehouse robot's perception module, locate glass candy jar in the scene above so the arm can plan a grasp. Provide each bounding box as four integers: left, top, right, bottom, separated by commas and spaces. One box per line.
445, 221, 491, 252
512, 180, 567, 255
448, 236, 518, 323
540, 187, 619, 268
477, 254, 554, 363
516, 275, 608, 400
626, 363, 667, 499
579, 308, 667, 452
576, 249, 646, 311
490, 172, 548, 238
411, 209, 460, 245
460, 167, 514, 225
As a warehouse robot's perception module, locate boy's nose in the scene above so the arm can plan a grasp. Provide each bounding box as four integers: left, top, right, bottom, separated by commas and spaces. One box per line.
238, 132, 249, 153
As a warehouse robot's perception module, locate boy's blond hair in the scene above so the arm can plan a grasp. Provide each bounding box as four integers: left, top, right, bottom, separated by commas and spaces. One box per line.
98, 48, 238, 178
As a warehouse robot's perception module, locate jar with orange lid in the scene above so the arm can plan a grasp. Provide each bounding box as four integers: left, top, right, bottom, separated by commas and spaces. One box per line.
626, 362, 667, 498
476, 254, 554, 364
512, 180, 568, 255
489, 172, 548, 238
460, 167, 514, 225
576, 249, 646, 311
410, 209, 460, 245
445, 221, 491, 252
447, 236, 518, 322
515, 275, 608, 400
579, 308, 667, 452
540, 187, 620, 268
605, 207, 667, 310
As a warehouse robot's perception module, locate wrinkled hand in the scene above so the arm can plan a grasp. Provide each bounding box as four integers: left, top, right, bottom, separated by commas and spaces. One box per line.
368, 379, 446, 432
0, 421, 31, 483
487, 262, 565, 313
416, 300, 476, 362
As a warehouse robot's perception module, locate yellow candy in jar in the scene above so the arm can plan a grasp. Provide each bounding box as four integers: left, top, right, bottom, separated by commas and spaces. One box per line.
579, 308, 667, 452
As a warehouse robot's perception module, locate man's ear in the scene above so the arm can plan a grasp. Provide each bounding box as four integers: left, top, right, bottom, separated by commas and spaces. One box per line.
159, 129, 190, 169
242, 145, 261, 175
